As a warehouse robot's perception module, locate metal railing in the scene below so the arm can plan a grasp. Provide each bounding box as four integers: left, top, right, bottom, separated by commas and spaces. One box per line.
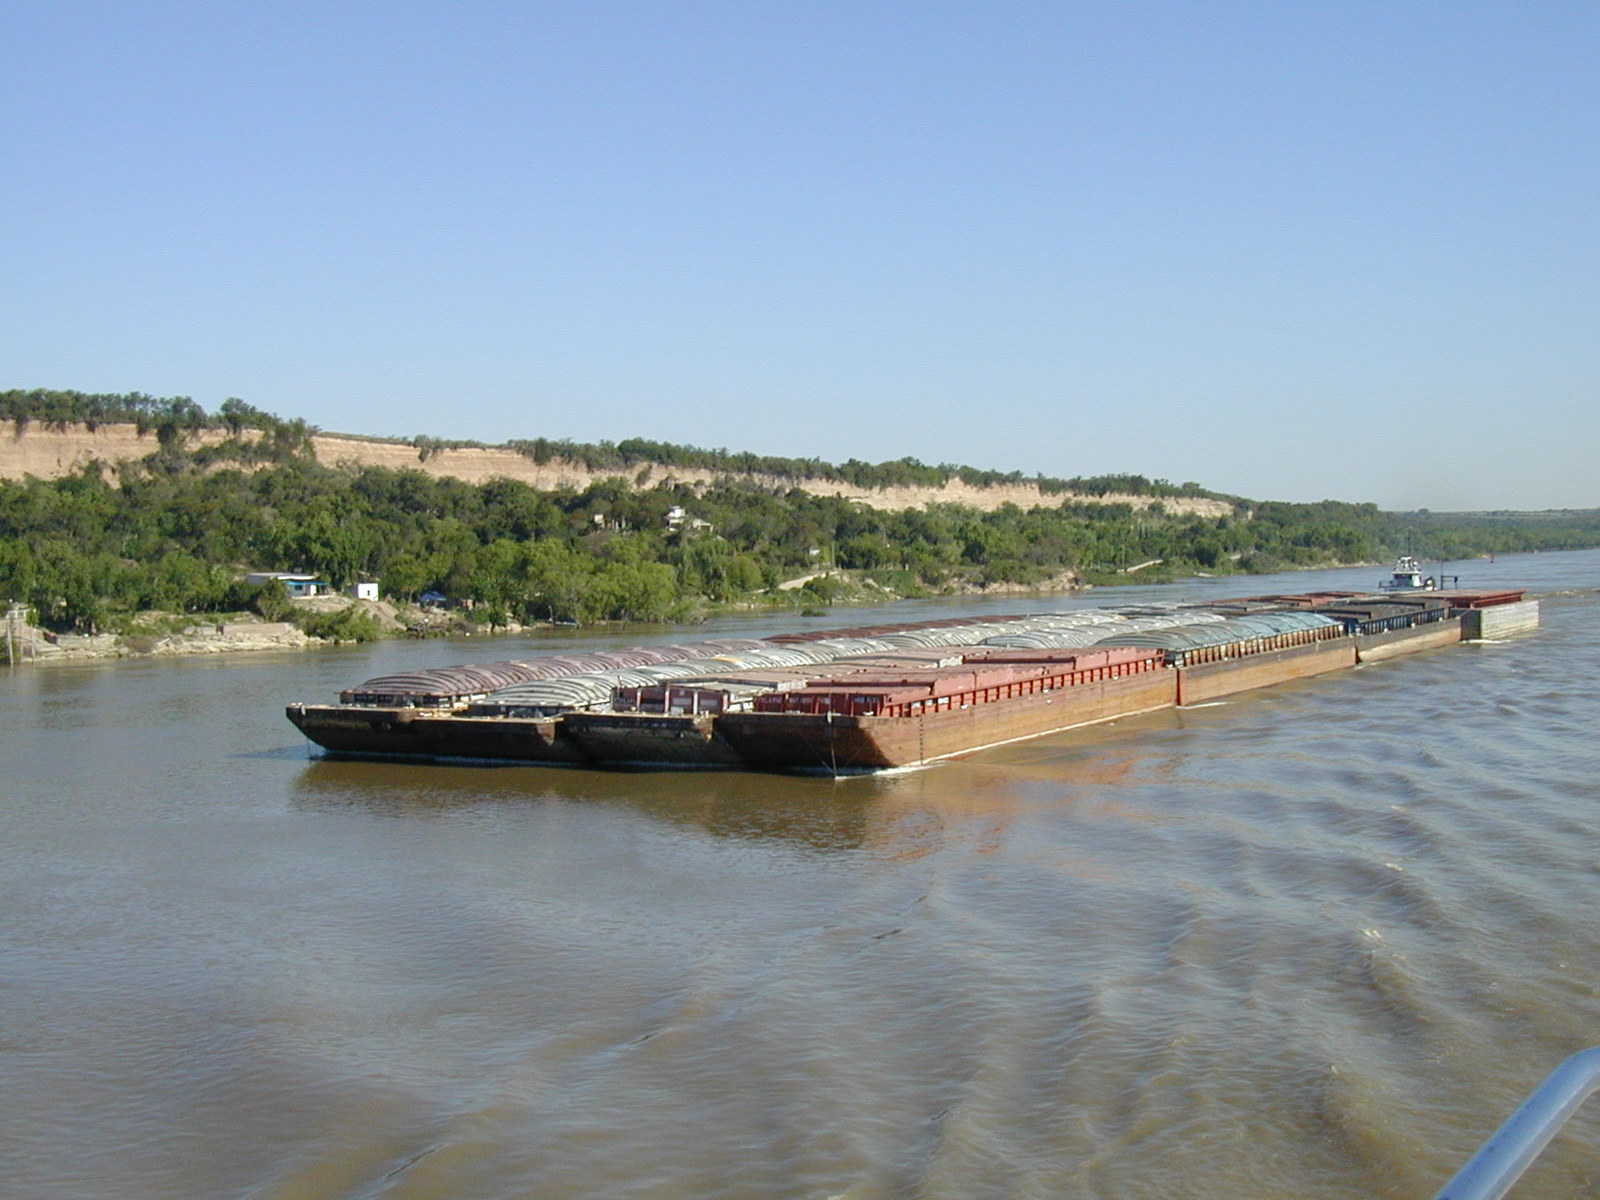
1432, 1048, 1600, 1200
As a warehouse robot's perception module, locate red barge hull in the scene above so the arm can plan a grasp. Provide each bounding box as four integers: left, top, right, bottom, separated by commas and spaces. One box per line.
716, 669, 1178, 771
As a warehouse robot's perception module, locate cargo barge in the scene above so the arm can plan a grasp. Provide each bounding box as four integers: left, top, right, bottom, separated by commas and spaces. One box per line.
286, 589, 1539, 773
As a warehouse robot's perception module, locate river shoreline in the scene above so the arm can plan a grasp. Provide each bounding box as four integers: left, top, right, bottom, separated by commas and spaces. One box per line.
3, 574, 1098, 666
6, 559, 1420, 667
3, 615, 320, 664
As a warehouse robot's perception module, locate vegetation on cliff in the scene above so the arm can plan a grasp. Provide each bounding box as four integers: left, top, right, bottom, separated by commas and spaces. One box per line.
499, 435, 1212, 498
2, 389, 315, 458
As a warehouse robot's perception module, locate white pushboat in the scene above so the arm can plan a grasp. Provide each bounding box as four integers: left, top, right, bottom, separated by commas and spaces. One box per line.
1380, 554, 1435, 591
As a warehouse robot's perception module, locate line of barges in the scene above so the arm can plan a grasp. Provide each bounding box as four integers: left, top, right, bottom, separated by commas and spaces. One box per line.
286, 586, 1539, 773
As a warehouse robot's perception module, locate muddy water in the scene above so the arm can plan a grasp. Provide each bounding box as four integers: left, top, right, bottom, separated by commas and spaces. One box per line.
4, 552, 1600, 1200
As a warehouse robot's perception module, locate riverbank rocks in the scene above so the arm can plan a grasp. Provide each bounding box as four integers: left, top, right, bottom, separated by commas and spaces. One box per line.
9, 617, 315, 663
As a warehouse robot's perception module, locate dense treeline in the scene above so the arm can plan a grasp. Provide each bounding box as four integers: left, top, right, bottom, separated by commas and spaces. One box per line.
5, 449, 1599, 633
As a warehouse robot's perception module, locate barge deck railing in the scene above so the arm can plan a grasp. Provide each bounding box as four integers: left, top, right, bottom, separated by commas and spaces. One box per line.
1432, 1048, 1600, 1200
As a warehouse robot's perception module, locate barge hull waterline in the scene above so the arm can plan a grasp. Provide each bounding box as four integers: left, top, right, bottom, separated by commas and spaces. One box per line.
1174, 638, 1357, 706
286, 706, 586, 763
561, 712, 746, 767
1354, 617, 1464, 663
284, 705, 430, 756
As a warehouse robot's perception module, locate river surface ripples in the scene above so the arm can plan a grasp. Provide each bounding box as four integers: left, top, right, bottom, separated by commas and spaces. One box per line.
5, 551, 1600, 1199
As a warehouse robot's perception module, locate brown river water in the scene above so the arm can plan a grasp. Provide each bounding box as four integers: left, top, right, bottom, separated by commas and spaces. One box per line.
4, 551, 1600, 1200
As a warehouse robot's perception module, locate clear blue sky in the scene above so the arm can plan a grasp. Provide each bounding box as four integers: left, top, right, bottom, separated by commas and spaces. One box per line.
4, 1, 1596, 510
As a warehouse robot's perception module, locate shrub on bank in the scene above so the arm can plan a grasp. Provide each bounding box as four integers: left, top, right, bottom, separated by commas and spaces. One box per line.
292, 607, 384, 643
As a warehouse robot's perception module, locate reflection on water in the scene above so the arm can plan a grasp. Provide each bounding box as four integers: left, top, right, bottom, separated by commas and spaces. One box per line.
292, 758, 883, 853
4, 552, 1600, 1199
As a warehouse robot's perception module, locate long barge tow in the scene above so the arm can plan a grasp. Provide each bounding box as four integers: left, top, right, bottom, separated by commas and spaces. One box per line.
286, 587, 1539, 773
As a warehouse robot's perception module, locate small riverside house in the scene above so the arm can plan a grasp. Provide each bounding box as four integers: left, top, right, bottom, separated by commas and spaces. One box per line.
245, 572, 328, 599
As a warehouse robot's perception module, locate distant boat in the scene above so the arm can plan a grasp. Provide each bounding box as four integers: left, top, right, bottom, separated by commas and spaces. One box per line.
1380, 554, 1435, 591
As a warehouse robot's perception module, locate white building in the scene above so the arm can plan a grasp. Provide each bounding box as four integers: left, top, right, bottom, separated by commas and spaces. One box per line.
245, 572, 326, 598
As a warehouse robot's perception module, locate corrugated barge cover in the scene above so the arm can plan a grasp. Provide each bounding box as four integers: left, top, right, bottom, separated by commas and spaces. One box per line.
764, 613, 1036, 644
340, 661, 553, 706
466, 675, 626, 715
803, 665, 1050, 696
464, 641, 897, 717
974, 611, 1125, 648
732, 646, 835, 667
585, 648, 683, 668
1107, 604, 1218, 618
803, 637, 899, 656
979, 628, 1114, 649
1091, 612, 1337, 651
681, 667, 833, 687
340, 638, 772, 704
879, 627, 1001, 648
834, 651, 968, 668
1024, 615, 1125, 628
661, 655, 969, 696
608, 651, 1001, 716
963, 645, 1159, 668
1078, 612, 1226, 643
497, 643, 1000, 718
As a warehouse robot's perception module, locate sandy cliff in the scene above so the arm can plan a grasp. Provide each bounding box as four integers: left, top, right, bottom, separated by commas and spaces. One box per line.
1, 424, 1235, 517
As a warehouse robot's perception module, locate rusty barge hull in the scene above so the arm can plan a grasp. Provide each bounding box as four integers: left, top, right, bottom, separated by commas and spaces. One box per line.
285, 704, 434, 757
1353, 616, 1464, 663
286, 704, 584, 763
716, 621, 1470, 771
561, 712, 745, 767
716, 669, 1179, 771
1174, 637, 1359, 706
